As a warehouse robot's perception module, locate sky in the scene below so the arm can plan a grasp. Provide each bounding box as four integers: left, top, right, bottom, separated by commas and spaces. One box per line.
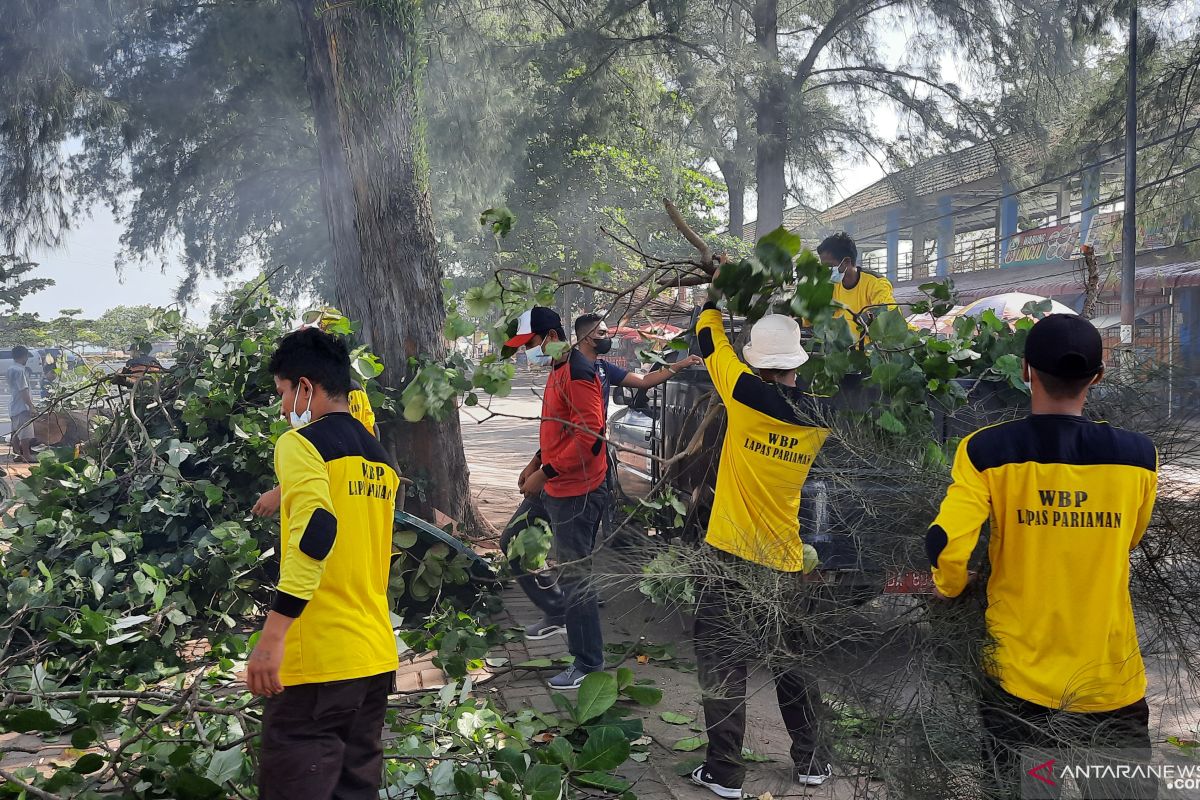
25, 205, 243, 323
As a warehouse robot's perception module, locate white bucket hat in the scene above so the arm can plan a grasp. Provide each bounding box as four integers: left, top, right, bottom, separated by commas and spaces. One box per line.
741, 314, 809, 370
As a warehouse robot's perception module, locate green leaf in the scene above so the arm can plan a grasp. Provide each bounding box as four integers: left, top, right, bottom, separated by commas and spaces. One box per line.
575, 672, 619, 723
874, 410, 907, 434
516, 658, 554, 668
756, 226, 802, 260
70, 728, 97, 749
203, 484, 223, 505
616, 667, 634, 690
464, 281, 504, 318
742, 747, 774, 763
480, 206, 517, 238
205, 746, 244, 784
5, 708, 57, 733
492, 744, 527, 783
577, 726, 631, 772
444, 312, 475, 341
545, 735, 575, 768
543, 340, 569, 359
523, 763, 563, 800
72, 753, 105, 774
867, 309, 912, 348
869, 361, 905, 387
167, 769, 225, 800
660, 711, 696, 725
574, 772, 632, 793
672, 736, 706, 751
395, 530, 419, 549
620, 685, 662, 706
673, 757, 705, 776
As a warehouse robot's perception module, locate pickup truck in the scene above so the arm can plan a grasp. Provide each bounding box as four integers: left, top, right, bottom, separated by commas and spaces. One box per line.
607, 310, 1027, 600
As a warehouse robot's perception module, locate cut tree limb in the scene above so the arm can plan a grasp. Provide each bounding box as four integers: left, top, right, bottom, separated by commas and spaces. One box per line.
663, 197, 713, 270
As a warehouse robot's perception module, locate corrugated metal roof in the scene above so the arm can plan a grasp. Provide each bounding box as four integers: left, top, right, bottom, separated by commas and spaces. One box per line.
818, 134, 1040, 225
741, 132, 1043, 239
893, 259, 1200, 305
742, 205, 822, 242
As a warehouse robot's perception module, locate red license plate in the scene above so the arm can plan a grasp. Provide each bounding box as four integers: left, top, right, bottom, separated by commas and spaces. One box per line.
883, 570, 935, 594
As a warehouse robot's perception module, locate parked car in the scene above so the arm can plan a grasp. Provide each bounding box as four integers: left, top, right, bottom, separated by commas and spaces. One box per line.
609, 308, 1028, 601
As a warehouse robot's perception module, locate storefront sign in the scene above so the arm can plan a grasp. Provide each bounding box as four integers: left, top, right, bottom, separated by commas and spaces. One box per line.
1002, 222, 1082, 269
1083, 211, 1180, 253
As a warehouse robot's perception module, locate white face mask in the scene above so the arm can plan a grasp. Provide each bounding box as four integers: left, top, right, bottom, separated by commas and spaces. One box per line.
289, 381, 313, 428
526, 345, 552, 366
830, 260, 847, 283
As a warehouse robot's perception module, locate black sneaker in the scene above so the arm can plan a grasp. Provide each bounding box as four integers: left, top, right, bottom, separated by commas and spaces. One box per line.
690, 764, 742, 799
795, 761, 833, 786
523, 619, 566, 640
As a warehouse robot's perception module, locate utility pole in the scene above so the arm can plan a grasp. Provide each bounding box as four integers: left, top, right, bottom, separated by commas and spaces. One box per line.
1120, 1, 1138, 346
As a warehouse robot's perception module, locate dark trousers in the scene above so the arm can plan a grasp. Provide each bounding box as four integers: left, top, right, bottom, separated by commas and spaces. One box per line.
694, 561, 823, 788
542, 487, 609, 672
979, 681, 1155, 799
259, 672, 393, 800
499, 494, 566, 621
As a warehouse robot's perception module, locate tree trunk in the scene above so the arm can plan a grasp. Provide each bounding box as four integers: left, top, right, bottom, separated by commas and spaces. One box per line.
294, 0, 487, 532
753, 0, 785, 234
718, 159, 746, 240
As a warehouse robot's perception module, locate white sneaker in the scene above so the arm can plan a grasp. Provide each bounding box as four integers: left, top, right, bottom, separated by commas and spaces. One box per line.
691, 765, 742, 799
795, 762, 833, 786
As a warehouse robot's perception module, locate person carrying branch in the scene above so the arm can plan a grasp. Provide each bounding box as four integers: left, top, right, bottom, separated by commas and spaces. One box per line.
245, 327, 400, 800
927, 314, 1158, 798
689, 277, 834, 798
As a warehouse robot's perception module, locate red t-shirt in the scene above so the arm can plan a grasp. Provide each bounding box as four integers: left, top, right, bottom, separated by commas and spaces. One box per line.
539, 349, 607, 497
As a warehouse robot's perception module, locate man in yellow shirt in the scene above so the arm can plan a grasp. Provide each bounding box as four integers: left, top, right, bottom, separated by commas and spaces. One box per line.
245, 327, 400, 800
817, 232, 897, 341
927, 314, 1157, 797
689, 282, 833, 798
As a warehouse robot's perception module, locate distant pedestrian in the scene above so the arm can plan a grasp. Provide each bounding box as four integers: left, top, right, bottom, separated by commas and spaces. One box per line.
246, 327, 400, 800
505, 306, 609, 690
7, 345, 35, 463
928, 314, 1158, 798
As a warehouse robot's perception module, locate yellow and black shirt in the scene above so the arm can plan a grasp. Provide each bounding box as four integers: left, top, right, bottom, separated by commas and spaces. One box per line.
833, 270, 897, 340
697, 306, 829, 572
928, 414, 1157, 712
348, 382, 377, 435
273, 412, 400, 686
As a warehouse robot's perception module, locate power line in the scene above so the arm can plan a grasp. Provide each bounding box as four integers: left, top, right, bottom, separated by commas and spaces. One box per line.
820, 118, 1200, 247
896, 229, 1200, 304
869, 178, 1200, 287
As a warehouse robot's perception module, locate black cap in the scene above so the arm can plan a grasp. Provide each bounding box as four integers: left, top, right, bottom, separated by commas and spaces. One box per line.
1025, 314, 1104, 379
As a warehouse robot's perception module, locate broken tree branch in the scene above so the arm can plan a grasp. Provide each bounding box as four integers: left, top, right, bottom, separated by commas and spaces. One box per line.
663, 197, 713, 271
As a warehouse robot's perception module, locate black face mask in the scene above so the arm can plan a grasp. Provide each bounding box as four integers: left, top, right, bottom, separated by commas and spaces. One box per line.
593, 336, 613, 355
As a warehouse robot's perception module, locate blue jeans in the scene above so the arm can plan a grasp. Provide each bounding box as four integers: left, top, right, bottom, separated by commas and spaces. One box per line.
542, 488, 609, 673
500, 494, 566, 621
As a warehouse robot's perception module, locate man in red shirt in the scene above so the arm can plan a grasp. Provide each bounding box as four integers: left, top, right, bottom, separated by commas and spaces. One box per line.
506, 307, 609, 690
